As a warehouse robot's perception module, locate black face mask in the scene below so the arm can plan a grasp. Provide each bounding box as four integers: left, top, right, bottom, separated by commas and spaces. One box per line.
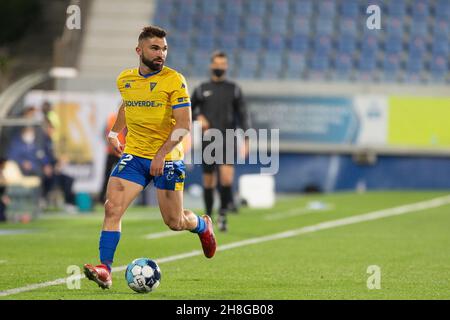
212, 68, 226, 78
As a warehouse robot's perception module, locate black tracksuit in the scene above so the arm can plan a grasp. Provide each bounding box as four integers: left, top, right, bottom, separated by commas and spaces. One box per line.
191, 79, 250, 134
191, 78, 250, 222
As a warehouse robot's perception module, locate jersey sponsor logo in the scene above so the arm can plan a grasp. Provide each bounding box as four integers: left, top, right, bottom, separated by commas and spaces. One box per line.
124, 100, 163, 107
177, 97, 189, 103
150, 82, 157, 91
203, 90, 212, 97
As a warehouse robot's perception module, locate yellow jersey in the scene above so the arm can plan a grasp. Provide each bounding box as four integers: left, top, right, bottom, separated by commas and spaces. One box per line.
116, 66, 191, 160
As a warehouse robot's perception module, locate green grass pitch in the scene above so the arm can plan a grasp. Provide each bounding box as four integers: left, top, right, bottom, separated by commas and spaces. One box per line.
0, 191, 449, 300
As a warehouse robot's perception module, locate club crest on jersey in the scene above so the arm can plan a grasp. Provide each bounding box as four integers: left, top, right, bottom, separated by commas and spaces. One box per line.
150, 82, 157, 91
181, 83, 186, 89
125, 83, 131, 89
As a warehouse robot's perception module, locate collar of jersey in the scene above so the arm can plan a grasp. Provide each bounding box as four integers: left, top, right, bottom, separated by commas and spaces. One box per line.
138, 68, 162, 78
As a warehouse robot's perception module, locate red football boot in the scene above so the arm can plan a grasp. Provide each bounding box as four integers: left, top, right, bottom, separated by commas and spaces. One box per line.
83, 264, 112, 289
198, 215, 217, 258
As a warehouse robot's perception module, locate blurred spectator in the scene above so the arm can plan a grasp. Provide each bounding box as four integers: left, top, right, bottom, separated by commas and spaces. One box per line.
42, 114, 77, 213
0, 158, 10, 222
21, 105, 38, 119
7, 126, 51, 176
99, 112, 127, 203
41, 101, 61, 143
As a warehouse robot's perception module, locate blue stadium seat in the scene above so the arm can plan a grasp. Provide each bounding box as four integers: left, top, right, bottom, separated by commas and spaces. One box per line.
387, 0, 406, 18
266, 34, 285, 52
409, 36, 427, 59
435, 0, 450, 20
224, 0, 244, 16
309, 54, 330, 80
340, 0, 359, 18
167, 52, 189, 73
430, 54, 448, 82
433, 18, 449, 38
178, 0, 196, 16
339, 18, 357, 36
153, 13, 170, 28
285, 53, 306, 78
431, 37, 449, 56
337, 35, 356, 54
268, 17, 289, 35
410, 20, 429, 37
405, 54, 424, 82
247, 0, 267, 16
156, 0, 174, 16
192, 52, 211, 77
412, 0, 430, 20
217, 34, 239, 51
173, 14, 194, 32
290, 34, 310, 53
260, 55, 283, 79
225, 52, 236, 70
317, 0, 336, 19
357, 52, 377, 81
292, 0, 313, 18
236, 51, 259, 79
242, 33, 263, 51
385, 36, 403, 54
244, 16, 264, 34
198, 0, 221, 15
292, 17, 311, 36
385, 17, 404, 37
314, 35, 332, 56
195, 34, 216, 51
269, 0, 290, 18
334, 53, 353, 80
168, 33, 191, 51
315, 16, 334, 36
222, 14, 241, 34
383, 53, 401, 81
361, 35, 379, 53
196, 15, 217, 33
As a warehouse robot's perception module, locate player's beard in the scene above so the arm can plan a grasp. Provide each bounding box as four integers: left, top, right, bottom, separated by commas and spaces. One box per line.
141, 54, 164, 72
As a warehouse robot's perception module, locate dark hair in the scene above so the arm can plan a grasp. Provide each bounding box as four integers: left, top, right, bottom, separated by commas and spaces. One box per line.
210, 50, 227, 62
138, 25, 167, 42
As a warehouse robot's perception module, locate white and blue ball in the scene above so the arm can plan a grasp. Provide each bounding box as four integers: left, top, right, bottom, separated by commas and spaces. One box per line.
125, 258, 161, 293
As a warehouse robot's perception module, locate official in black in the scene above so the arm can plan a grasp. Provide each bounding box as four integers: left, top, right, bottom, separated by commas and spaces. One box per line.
191, 51, 250, 232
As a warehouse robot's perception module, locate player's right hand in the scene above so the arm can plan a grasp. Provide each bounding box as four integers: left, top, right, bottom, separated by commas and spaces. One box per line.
108, 136, 124, 157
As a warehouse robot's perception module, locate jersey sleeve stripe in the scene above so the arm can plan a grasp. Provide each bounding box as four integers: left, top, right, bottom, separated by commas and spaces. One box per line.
172, 102, 191, 109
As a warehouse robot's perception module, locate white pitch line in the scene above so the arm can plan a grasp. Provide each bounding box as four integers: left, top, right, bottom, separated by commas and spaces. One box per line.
144, 230, 184, 240
1, 194, 450, 297
264, 205, 334, 221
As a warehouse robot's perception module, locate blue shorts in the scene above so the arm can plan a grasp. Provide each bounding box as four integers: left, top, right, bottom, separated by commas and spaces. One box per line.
110, 153, 185, 191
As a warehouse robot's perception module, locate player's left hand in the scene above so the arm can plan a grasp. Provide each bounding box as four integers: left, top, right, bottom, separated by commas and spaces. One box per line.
150, 154, 165, 176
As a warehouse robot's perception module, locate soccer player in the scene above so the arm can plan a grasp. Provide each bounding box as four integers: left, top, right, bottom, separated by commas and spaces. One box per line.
191, 51, 250, 232
83, 26, 217, 289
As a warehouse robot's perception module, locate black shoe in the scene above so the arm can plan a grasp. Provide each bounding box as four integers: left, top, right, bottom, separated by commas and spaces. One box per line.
217, 214, 228, 232
228, 202, 239, 214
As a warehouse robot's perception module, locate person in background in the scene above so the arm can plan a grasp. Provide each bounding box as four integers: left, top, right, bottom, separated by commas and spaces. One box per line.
99, 112, 127, 204
191, 51, 250, 232
0, 158, 10, 222
42, 118, 77, 213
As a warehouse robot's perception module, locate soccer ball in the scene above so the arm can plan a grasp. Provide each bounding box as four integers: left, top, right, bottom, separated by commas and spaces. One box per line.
125, 258, 161, 293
